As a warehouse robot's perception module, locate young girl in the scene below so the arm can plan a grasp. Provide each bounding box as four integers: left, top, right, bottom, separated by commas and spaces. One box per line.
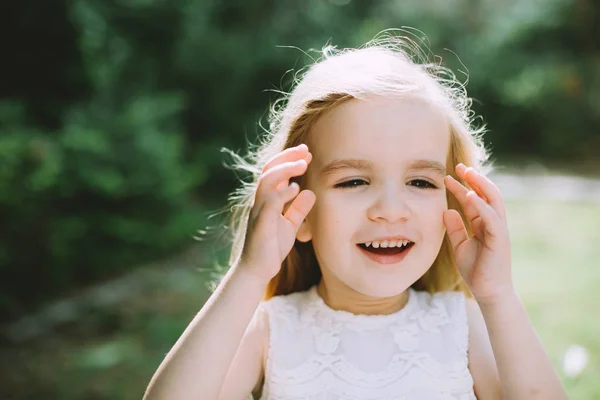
143, 33, 568, 400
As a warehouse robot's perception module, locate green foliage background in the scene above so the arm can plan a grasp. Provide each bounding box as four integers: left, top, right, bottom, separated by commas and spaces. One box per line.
1, 0, 598, 320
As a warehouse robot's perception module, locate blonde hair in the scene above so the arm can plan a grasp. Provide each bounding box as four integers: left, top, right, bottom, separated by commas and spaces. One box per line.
217, 31, 491, 300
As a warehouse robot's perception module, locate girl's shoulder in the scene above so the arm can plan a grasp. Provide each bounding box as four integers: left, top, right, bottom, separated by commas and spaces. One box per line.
256, 287, 314, 322
260, 287, 312, 308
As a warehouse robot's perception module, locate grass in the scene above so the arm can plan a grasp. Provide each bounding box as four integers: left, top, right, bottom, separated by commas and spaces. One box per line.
2, 199, 599, 399
508, 200, 600, 399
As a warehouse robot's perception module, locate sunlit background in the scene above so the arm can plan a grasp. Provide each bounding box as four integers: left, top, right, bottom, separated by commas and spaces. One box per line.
1, 0, 599, 399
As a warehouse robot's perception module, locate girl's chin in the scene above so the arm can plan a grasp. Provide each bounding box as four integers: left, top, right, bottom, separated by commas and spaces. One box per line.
334, 276, 413, 299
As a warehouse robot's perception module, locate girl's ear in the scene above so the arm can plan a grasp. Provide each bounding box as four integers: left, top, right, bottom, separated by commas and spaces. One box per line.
296, 218, 312, 243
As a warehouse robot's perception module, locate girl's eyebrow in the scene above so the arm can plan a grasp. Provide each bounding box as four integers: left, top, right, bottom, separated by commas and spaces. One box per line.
319, 158, 447, 178
407, 159, 448, 177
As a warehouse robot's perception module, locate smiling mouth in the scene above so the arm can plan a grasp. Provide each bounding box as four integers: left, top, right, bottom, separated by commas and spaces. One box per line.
357, 242, 415, 255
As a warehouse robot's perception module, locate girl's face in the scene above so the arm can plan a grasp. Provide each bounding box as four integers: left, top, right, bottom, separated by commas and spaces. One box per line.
298, 96, 450, 298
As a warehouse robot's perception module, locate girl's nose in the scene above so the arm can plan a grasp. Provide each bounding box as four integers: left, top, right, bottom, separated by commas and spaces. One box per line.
366, 184, 412, 223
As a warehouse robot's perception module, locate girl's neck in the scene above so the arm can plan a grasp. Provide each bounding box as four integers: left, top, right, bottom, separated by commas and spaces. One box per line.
316, 279, 410, 316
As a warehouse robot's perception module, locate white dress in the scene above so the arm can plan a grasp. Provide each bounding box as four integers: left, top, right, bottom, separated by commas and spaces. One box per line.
257, 285, 476, 400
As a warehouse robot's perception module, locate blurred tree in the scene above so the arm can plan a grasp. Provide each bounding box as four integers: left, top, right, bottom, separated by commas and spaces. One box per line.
0, 1, 90, 128
0, 0, 207, 321
1, 0, 598, 321
366, 0, 600, 162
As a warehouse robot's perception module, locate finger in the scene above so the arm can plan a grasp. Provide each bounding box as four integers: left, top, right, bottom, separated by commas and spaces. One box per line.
456, 164, 506, 220
283, 189, 316, 229
261, 184, 314, 228
262, 144, 309, 176
444, 175, 481, 223
466, 190, 502, 243
276, 151, 312, 192
261, 145, 312, 192
254, 159, 309, 212
254, 182, 301, 227
261, 144, 311, 191
459, 169, 488, 203
443, 209, 469, 253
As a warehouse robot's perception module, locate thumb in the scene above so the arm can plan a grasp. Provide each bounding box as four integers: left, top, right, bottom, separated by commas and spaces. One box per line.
283, 189, 316, 231
443, 209, 469, 253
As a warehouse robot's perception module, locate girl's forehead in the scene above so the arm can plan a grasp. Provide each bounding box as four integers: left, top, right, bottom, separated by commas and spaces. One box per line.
307, 97, 450, 163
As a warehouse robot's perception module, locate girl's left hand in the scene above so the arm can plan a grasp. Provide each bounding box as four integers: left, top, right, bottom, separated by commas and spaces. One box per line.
443, 163, 514, 305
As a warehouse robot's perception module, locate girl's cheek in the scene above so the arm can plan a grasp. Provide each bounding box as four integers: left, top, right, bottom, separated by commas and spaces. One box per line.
411, 192, 447, 216
410, 189, 445, 202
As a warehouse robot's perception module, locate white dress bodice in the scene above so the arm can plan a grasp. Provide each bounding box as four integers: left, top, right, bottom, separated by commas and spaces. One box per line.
258, 286, 476, 400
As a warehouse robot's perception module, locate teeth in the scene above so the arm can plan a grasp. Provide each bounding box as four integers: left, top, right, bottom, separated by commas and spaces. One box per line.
363, 240, 411, 248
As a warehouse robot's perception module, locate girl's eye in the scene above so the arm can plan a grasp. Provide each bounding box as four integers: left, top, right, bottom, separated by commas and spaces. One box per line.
335, 179, 368, 189
409, 179, 437, 189
335, 179, 437, 189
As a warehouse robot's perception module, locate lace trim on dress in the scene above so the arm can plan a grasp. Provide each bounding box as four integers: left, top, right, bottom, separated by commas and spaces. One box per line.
258, 286, 474, 400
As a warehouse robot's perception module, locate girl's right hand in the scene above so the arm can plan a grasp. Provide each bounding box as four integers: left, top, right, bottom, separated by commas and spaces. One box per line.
238, 144, 316, 284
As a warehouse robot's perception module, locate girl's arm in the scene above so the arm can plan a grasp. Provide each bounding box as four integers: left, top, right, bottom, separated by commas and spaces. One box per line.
465, 298, 501, 399
143, 144, 314, 399
219, 303, 269, 399
474, 289, 567, 400
142, 262, 267, 400
444, 164, 567, 399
